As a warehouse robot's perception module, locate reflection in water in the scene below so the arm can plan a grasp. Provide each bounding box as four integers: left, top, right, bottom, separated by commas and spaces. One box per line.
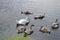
0, 0, 60, 40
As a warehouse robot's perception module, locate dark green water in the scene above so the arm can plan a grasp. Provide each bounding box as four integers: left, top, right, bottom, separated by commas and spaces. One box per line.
0, 0, 60, 40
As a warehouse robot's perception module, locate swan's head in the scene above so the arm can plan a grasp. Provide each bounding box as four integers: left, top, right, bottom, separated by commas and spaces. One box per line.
16, 20, 19, 24
21, 11, 24, 14
31, 24, 35, 27
30, 24, 35, 28
26, 17, 30, 20
55, 19, 58, 22
28, 24, 34, 29
41, 26, 43, 28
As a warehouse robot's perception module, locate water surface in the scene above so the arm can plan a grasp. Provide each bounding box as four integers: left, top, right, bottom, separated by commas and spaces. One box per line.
0, 0, 60, 40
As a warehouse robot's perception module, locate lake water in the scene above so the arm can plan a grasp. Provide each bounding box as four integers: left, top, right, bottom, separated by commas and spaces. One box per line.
0, 0, 60, 40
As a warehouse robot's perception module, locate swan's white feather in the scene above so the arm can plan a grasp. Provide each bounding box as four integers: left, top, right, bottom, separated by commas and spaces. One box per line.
17, 19, 29, 24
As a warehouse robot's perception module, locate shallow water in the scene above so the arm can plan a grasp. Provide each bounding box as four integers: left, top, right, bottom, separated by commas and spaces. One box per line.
0, 0, 60, 40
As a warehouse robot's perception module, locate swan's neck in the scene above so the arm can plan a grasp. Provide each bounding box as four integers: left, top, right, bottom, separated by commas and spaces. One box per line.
55, 19, 58, 22
40, 26, 43, 29
26, 17, 30, 22
29, 26, 32, 29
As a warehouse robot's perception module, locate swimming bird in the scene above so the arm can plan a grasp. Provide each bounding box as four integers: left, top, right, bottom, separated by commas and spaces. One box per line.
52, 19, 59, 29
16, 17, 30, 27
39, 26, 51, 34
24, 25, 34, 37
21, 11, 33, 15
34, 13, 45, 19
16, 26, 26, 34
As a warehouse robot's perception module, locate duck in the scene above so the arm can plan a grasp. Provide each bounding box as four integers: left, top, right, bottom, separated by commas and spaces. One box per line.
39, 26, 51, 34
21, 11, 33, 15
16, 17, 30, 27
16, 26, 26, 34
52, 19, 59, 29
23, 25, 34, 37
34, 13, 45, 19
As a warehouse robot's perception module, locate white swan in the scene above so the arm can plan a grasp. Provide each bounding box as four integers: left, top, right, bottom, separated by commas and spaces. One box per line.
52, 19, 59, 29
39, 26, 51, 34
16, 17, 30, 27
